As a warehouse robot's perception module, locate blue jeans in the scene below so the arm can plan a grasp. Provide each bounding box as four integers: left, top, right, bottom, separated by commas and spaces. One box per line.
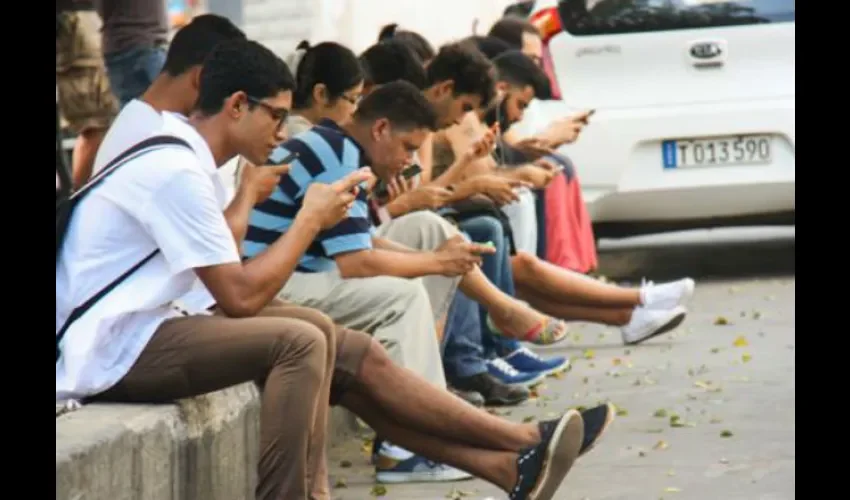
442, 290, 488, 381
105, 46, 167, 108
457, 215, 522, 358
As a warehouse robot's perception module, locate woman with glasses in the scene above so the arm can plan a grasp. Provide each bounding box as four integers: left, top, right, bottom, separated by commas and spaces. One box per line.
283, 40, 364, 137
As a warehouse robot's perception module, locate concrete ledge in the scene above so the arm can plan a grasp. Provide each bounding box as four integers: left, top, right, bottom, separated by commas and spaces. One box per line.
56, 383, 359, 500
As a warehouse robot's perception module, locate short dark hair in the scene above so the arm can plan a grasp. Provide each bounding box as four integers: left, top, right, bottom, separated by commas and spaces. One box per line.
488, 16, 540, 49
464, 35, 513, 60
161, 14, 246, 76
378, 24, 436, 62
292, 41, 363, 109
493, 50, 552, 99
359, 40, 428, 90
195, 39, 295, 116
427, 42, 496, 107
354, 80, 437, 132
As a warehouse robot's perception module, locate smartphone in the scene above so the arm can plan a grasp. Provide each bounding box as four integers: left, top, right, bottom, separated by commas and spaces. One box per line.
268, 149, 299, 165
372, 164, 423, 198
580, 109, 596, 124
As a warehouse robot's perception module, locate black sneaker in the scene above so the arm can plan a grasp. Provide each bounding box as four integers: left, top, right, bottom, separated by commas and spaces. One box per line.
452, 372, 530, 406
579, 403, 616, 455
509, 409, 584, 500
449, 386, 486, 407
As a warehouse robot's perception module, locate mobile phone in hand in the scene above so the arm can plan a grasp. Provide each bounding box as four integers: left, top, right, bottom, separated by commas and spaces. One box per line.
268, 149, 299, 165
373, 164, 423, 198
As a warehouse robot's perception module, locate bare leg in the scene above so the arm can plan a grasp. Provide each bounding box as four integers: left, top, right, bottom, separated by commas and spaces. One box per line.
342, 391, 519, 492
351, 340, 539, 451
459, 265, 566, 341
512, 252, 641, 307
517, 284, 633, 326
71, 127, 107, 189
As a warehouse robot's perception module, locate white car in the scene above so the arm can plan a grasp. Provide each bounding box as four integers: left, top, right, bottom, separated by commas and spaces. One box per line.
517, 0, 795, 238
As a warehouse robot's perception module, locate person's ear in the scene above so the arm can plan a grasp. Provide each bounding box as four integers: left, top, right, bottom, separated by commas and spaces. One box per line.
312, 83, 328, 105
372, 118, 391, 141
226, 91, 247, 119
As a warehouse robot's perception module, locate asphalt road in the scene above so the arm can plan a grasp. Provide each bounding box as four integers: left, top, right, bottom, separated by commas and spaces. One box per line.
327, 227, 796, 500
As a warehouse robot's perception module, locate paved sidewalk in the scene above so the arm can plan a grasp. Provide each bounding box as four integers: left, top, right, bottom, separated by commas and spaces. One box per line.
326, 274, 796, 499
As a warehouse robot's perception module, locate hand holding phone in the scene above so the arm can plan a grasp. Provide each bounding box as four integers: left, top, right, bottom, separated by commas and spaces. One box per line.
373, 164, 423, 199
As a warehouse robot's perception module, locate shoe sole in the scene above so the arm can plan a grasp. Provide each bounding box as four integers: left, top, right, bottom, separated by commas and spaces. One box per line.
580, 402, 616, 456
376, 469, 474, 483
624, 309, 687, 346
529, 409, 584, 500
486, 392, 530, 407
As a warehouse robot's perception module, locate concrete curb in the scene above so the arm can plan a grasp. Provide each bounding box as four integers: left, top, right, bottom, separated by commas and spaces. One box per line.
56, 383, 358, 500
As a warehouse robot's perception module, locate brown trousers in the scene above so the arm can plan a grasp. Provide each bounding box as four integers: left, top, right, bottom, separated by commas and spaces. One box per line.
92, 303, 372, 500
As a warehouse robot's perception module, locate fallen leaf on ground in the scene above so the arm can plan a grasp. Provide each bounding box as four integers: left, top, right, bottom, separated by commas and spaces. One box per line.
339, 460, 352, 468
445, 488, 473, 499
667, 469, 676, 476
616, 406, 629, 416
334, 478, 348, 488
583, 349, 595, 359
653, 440, 669, 450
646, 428, 665, 433
653, 409, 668, 418
710, 417, 723, 424
582, 376, 589, 384
710, 347, 721, 354
612, 358, 622, 366
752, 311, 762, 319
733, 336, 749, 347
742, 353, 752, 363
720, 430, 734, 438
371, 485, 388, 496
714, 316, 729, 325
638, 450, 647, 457
664, 487, 682, 493
523, 416, 536, 423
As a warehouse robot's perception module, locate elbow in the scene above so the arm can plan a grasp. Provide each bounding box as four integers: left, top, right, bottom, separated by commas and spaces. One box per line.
336, 252, 375, 279
215, 296, 262, 318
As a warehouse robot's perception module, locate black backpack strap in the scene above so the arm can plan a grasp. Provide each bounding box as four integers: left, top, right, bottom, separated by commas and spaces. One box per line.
68, 135, 193, 202
56, 135, 193, 362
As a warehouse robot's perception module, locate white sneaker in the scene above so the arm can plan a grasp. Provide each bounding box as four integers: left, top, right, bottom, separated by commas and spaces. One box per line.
621, 305, 688, 345
640, 278, 695, 310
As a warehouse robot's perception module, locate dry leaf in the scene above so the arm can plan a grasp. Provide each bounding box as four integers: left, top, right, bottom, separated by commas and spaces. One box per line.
752, 311, 762, 319
720, 430, 734, 438
710, 347, 721, 354
638, 450, 647, 457
445, 488, 473, 499
616, 406, 629, 416
612, 358, 622, 366
710, 417, 723, 424
653, 440, 669, 450
653, 408, 668, 418
334, 478, 348, 488
339, 460, 352, 468
742, 353, 752, 363
583, 349, 595, 359
733, 336, 749, 347
664, 487, 682, 493
582, 376, 590, 384
522, 415, 536, 423
714, 316, 729, 325
694, 380, 712, 390
371, 485, 388, 496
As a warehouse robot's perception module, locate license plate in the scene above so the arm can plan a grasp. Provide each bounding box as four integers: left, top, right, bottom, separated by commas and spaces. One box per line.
662, 134, 772, 169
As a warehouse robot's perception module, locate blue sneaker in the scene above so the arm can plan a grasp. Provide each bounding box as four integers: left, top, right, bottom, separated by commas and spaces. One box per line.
503, 346, 570, 377
375, 443, 473, 484
487, 358, 546, 387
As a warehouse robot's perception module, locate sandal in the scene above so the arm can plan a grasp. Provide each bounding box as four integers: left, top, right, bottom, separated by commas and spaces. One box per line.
486, 304, 569, 346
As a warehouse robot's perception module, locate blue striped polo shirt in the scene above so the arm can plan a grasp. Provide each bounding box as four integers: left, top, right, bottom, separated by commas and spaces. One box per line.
243, 119, 375, 272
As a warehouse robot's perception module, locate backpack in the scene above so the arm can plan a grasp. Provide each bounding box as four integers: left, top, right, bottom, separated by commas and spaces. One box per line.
56, 134, 193, 362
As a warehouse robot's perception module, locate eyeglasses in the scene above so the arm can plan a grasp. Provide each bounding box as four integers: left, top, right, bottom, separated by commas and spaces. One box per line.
340, 93, 362, 105
246, 95, 289, 131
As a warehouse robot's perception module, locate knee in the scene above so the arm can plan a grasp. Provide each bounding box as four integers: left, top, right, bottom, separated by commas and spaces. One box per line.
270, 321, 328, 381
362, 337, 392, 374
404, 211, 459, 245
394, 278, 431, 309
293, 309, 337, 345
513, 251, 538, 275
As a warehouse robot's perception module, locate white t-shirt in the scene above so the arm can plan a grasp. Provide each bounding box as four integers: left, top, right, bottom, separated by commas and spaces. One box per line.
90, 99, 232, 314
55, 113, 241, 401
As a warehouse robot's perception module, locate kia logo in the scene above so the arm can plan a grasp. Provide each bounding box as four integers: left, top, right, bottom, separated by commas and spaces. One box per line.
690, 42, 722, 59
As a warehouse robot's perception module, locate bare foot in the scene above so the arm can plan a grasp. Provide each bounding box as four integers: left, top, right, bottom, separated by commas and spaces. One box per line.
488, 301, 568, 345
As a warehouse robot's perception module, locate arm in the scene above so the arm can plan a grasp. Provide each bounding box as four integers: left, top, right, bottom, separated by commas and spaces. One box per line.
417, 133, 434, 183
223, 183, 258, 245
373, 236, 418, 253
223, 159, 290, 246
335, 241, 442, 279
